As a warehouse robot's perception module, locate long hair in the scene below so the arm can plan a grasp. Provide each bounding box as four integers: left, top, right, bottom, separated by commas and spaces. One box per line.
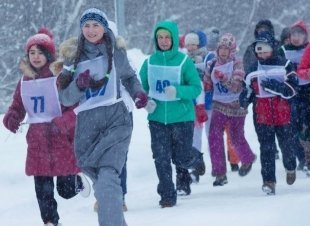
73, 31, 113, 75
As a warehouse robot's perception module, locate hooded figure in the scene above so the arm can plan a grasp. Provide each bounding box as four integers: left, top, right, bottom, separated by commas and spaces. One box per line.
243, 19, 283, 76
139, 20, 204, 208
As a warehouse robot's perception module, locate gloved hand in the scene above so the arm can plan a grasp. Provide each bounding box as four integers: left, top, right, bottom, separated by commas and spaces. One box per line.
261, 79, 293, 97
195, 104, 208, 123
19, 57, 36, 77
89, 76, 108, 90
57, 72, 73, 89
3, 112, 20, 133
164, 86, 177, 99
239, 88, 252, 109
214, 69, 228, 82
76, 69, 91, 90
144, 99, 157, 114
134, 91, 148, 109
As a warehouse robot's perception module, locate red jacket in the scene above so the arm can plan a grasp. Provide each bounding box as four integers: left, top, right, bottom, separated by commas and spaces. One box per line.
297, 43, 310, 80
3, 64, 80, 176
251, 78, 291, 126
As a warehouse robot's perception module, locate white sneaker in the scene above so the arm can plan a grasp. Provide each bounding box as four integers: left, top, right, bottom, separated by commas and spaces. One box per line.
77, 172, 91, 198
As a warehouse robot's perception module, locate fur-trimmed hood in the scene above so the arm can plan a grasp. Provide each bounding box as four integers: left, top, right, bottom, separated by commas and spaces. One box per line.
50, 34, 127, 76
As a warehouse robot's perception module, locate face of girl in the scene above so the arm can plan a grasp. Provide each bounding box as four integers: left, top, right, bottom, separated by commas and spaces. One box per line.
218, 46, 230, 60
82, 20, 105, 43
290, 32, 306, 47
28, 45, 47, 70
157, 33, 172, 51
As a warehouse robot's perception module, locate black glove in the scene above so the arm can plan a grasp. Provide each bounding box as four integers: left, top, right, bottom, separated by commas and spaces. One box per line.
261, 79, 293, 97
239, 88, 252, 109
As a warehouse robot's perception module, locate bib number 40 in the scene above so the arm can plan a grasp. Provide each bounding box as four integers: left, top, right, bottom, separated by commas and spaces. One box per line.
156, 80, 170, 93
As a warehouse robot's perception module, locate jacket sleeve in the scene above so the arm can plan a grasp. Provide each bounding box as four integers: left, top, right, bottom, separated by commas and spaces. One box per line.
224, 59, 245, 93
52, 105, 77, 138
114, 47, 145, 99
175, 57, 202, 100
297, 43, 310, 80
139, 59, 150, 93
58, 75, 84, 107
3, 80, 26, 128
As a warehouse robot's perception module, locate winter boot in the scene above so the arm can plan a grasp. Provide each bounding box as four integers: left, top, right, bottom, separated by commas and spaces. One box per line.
176, 170, 192, 196
159, 199, 176, 208
286, 170, 296, 185
213, 175, 228, 186
189, 170, 200, 183
76, 172, 91, 198
194, 154, 206, 176
230, 163, 239, 172
262, 181, 276, 195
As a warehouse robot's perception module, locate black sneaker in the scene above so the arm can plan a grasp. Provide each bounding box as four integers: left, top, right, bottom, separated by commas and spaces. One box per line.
239, 155, 256, 177
230, 163, 239, 172
159, 199, 176, 208
190, 170, 200, 183
176, 168, 192, 196
213, 175, 228, 186
262, 181, 276, 195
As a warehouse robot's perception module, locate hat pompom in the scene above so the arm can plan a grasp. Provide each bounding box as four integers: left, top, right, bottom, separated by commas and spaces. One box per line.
38, 27, 54, 40
184, 32, 199, 46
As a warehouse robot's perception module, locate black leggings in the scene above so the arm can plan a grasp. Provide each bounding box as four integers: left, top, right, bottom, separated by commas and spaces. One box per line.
34, 175, 79, 224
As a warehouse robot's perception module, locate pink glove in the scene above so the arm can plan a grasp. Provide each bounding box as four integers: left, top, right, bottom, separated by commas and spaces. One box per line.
195, 104, 208, 123
3, 112, 20, 133
76, 69, 91, 90
134, 91, 148, 109
214, 70, 228, 82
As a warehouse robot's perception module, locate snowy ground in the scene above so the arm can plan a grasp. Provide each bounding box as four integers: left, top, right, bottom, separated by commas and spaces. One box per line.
0, 49, 309, 226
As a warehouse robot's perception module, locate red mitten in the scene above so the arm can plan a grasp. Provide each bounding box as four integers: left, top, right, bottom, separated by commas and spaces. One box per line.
214, 70, 228, 82
134, 91, 148, 109
76, 69, 91, 90
3, 112, 20, 133
195, 104, 208, 123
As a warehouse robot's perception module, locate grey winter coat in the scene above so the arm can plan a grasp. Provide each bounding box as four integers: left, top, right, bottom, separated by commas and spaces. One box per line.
58, 29, 143, 179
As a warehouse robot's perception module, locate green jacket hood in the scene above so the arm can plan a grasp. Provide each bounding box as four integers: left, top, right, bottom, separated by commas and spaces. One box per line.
153, 20, 179, 57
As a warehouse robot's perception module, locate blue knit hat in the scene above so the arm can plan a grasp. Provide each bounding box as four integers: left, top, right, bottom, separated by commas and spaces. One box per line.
80, 8, 109, 30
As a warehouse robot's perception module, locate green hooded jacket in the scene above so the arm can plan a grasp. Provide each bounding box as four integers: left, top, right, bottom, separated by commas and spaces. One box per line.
139, 20, 201, 124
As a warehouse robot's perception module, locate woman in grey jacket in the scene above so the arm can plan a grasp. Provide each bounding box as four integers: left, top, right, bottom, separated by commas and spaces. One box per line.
57, 8, 147, 226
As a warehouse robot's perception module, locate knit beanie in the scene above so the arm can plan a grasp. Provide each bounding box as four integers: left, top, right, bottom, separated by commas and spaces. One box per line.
254, 31, 275, 53
196, 30, 207, 48
184, 32, 199, 46
254, 19, 275, 38
26, 27, 56, 57
80, 8, 109, 30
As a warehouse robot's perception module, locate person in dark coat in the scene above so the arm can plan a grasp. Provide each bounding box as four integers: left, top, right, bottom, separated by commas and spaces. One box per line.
240, 31, 297, 195
279, 20, 309, 171
3, 28, 90, 226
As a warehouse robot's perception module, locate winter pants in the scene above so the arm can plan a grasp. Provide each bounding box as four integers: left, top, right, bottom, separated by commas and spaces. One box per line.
255, 123, 297, 183
94, 167, 126, 226
209, 110, 255, 177
225, 125, 240, 165
149, 121, 199, 204
290, 97, 306, 163
34, 175, 78, 224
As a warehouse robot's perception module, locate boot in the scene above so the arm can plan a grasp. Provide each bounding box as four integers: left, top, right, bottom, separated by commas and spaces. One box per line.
239, 155, 256, 177
76, 172, 91, 198
213, 175, 228, 186
286, 170, 296, 185
230, 163, 239, 172
262, 181, 276, 195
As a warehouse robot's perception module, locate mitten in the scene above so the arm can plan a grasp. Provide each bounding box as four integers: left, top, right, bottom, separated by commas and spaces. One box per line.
76, 69, 91, 90
144, 99, 157, 114
261, 79, 294, 98
214, 69, 228, 82
195, 104, 208, 123
57, 72, 73, 89
239, 88, 252, 109
134, 91, 148, 109
164, 86, 177, 99
3, 112, 20, 133
89, 77, 109, 90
